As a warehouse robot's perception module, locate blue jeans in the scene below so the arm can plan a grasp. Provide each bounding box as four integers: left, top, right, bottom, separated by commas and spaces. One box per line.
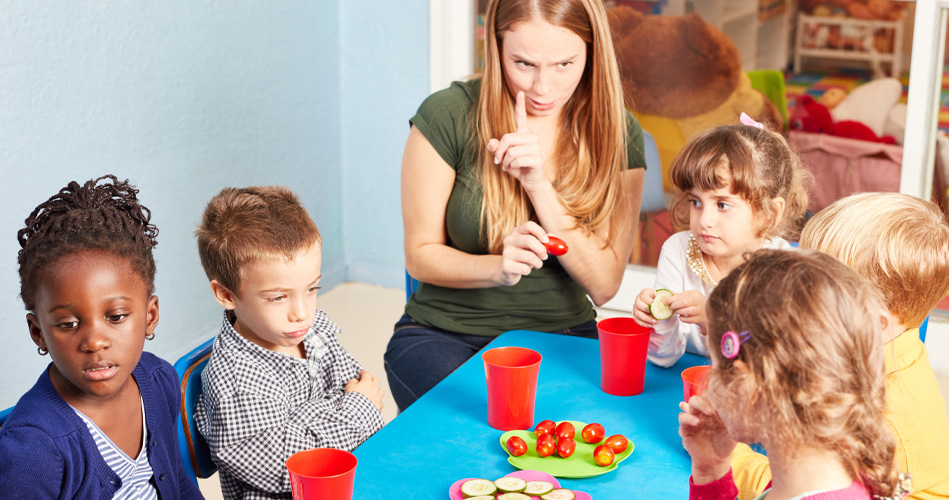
383, 314, 598, 412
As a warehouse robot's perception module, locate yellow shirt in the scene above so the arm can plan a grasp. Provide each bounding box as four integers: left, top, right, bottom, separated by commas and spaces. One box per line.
732, 328, 949, 500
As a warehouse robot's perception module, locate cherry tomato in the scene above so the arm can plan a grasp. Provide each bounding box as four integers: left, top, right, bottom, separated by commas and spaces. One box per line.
581, 423, 605, 444
543, 236, 568, 256
555, 421, 575, 440
605, 434, 628, 454
536, 433, 557, 457
593, 444, 615, 466
506, 436, 528, 457
556, 437, 576, 458
534, 420, 556, 438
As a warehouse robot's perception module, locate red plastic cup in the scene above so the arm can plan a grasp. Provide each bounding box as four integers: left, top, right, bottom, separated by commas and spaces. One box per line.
482, 346, 542, 430
286, 448, 357, 500
597, 317, 651, 396
681, 365, 712, 401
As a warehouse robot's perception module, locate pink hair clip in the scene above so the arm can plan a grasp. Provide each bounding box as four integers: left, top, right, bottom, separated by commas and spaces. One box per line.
721, 330, 752, 359
739, 112, 764, 130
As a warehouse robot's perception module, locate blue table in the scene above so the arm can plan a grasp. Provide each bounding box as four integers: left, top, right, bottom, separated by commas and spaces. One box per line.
352, 330, 707, 498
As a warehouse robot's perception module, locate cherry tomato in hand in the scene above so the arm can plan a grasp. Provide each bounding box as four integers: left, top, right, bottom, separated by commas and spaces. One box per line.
536, 433, 557, 457
534, 420, 556, 438
593, 444, 615, 466
506, 436, 528, 457
581, 423, 605, 444
555, 421, 575, 440
605, 434, 628, 454
543, 236, 568, 256
556, 437, 576, 458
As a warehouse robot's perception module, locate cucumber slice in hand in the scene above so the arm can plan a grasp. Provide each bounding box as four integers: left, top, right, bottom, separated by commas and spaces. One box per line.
649, 289, 675, 320
461, 479, 497, 498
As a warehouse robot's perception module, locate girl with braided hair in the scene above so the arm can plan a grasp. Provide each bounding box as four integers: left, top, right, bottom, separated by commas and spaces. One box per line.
0, 175, 204, 499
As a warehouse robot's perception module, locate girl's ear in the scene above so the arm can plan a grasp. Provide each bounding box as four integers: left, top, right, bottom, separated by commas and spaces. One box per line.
769, 196, 786, 229
27, 313, 44, 350
146, 295, 160, 335
731, 359, 758, 405
210, 280, 238, 310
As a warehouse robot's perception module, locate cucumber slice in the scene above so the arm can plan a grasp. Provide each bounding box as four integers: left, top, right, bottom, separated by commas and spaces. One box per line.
524, 480, 554, 495
498, 494, 532, 500
494, 476, 528, 493
542, 489, 576, 500
460, 479, 497, 498
467, 497, 495, 500
650, 289, 675, 320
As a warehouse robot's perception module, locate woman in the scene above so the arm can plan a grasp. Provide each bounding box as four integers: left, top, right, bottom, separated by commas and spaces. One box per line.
384, 0, 646, 411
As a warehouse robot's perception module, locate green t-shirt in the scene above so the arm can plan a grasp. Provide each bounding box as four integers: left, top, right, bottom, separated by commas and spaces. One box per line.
405, 79, 646, 336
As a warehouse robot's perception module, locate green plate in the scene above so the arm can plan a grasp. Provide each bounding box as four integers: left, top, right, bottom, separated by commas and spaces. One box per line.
499, 420, 634, 478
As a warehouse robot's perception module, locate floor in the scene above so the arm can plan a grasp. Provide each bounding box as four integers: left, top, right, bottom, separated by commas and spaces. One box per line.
197, 281, 949, 499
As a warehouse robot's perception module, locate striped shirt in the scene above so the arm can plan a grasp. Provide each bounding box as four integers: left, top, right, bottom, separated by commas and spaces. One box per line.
73, 398, 159, 500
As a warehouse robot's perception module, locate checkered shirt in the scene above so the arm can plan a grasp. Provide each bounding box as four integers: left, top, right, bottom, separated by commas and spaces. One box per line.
195, 309, 385, 500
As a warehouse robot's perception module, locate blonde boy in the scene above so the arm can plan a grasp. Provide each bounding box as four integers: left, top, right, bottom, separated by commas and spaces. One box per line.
193, 186, 384, 500
732, 192, 949, 500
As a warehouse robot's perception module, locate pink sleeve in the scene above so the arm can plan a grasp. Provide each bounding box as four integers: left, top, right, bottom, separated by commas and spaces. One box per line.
690, 468, 739, 500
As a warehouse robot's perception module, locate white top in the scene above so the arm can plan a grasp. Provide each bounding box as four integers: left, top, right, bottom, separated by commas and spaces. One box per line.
644, 231, 791, 367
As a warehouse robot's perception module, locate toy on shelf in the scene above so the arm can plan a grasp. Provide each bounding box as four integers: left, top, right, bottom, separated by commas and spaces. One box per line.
794, 13, 904, 77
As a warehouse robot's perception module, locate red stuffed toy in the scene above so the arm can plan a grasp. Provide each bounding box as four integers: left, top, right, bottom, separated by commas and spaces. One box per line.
790, 95, 896, 144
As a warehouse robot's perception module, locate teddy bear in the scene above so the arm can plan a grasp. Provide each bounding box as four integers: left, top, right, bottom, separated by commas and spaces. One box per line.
607, 6, 781, 192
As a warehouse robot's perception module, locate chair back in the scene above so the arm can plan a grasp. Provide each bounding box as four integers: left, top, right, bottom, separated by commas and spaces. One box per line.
641, 129, 665, 213
0, 406, 12, 430
405, 269, 420, 302
173, 337, 217, 483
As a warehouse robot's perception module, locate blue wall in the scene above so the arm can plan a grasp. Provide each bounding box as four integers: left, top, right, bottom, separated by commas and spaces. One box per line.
341, 2, 429, 286
0, 0, 427, 409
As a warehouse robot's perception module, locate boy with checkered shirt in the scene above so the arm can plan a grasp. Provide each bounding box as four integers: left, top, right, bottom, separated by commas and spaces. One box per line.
193, 186, 385, 500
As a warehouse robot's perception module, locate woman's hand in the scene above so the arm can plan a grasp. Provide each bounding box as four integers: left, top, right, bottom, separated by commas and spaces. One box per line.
678, 395, 736, 484
486, 91, 547, 192
495, 221, 550, 286
668, 290, 708, 334
633, 288, 659, 327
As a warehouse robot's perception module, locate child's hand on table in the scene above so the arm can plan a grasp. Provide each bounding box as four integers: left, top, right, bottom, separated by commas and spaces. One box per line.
346, 370, 385, 411
678, 394, 735, 485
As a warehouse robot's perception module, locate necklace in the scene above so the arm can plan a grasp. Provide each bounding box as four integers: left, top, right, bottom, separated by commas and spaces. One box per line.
687, 234, 717, 287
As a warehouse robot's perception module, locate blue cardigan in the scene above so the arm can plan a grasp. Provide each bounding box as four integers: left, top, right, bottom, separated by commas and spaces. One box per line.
0, 352, 204, 499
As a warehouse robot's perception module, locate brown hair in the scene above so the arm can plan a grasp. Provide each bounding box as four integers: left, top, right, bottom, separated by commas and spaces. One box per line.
707, 249, 898, 497
195, 186, 321, 295
477, 0, 631, 253
801, 192, 949, 328
670, 124, 809, 239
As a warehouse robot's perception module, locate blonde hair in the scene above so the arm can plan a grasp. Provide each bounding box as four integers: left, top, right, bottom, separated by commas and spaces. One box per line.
670, 124, 809, 240
196, 186, 322, 296
477, 0, 630, 253
801, 192, 949, 328
707, 249, 898, 497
